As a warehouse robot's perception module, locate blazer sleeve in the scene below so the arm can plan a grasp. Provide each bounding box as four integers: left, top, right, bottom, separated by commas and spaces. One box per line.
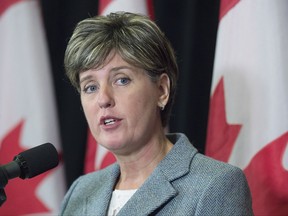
195, 167, 254, 216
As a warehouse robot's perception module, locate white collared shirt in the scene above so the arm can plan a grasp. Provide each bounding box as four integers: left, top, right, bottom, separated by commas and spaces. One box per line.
107, 189, 137, 216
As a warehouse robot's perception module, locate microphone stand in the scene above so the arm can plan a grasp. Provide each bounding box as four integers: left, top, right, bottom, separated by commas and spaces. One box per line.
0, 157, 23, 206
0, 189, 6, 207
0, 167, 8, 206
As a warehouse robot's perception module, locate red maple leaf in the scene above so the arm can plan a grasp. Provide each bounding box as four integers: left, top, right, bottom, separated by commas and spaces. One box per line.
84, 130, 116, 174
244, 132, 288, 216
205, 77, 242, 162
0, 120, 52, 215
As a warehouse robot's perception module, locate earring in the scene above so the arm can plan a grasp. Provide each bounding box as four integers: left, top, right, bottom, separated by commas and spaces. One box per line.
159, 104, 165, 111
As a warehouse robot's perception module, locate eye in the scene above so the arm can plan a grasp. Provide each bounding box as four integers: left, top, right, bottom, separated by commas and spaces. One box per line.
115, 77, 131, 86
83, 84, 98, 94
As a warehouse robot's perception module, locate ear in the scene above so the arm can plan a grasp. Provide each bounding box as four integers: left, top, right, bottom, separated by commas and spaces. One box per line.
157, 73, 170, 109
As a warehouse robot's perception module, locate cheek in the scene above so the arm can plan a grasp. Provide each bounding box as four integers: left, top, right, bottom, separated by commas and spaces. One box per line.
81, 97, 98, 122
126, 88, 158, 117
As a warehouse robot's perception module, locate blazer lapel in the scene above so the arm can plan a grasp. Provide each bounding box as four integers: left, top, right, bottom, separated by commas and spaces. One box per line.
85, 164, 120, 215
117, 171, 177, 216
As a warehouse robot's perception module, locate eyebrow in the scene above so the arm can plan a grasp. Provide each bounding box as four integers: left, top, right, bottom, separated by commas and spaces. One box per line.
79, 75, 93, 85
79, 66, 134, 85
110, 66, 134, 72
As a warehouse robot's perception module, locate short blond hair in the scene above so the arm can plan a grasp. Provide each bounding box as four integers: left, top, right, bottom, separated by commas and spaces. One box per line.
64, 12, 178, 126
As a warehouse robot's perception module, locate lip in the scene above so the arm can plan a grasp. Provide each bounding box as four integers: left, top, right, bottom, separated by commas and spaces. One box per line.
99, 115, 122, 130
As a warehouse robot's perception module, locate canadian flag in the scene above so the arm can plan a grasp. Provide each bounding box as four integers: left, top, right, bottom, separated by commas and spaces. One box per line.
206, 0, 288, 215
84, 0, 154, 173
0, 1, 65, 215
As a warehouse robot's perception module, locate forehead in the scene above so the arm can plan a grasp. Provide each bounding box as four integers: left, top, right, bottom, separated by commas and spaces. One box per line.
80, 52, 125, 72
79, 53, 145, 81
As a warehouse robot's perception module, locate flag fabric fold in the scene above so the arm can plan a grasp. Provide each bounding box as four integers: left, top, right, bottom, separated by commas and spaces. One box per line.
84, 0, 153, 173
206, 0, 288, 215
0, 1, 65, 215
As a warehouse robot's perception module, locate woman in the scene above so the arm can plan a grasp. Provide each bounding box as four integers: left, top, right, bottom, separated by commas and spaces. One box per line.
60, 12, 253, 216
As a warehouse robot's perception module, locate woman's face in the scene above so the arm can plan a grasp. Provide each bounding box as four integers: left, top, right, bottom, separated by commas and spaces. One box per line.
79, 53, 169, 155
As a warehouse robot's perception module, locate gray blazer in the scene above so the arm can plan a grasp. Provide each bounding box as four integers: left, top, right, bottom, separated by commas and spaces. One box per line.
60, 133, 253, 216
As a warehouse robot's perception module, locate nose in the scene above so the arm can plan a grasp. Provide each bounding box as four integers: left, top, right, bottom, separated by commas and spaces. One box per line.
97, 85, 115, 109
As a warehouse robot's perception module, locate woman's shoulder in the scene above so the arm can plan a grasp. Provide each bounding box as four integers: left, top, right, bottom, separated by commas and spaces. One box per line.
193, 152, 245, 178
167, 132, 246, 181
189, 151, 249, 192
168, 133, 243, 173
79, 162, 118, 183
61, 163, 118, 204
60, 162, 119, 214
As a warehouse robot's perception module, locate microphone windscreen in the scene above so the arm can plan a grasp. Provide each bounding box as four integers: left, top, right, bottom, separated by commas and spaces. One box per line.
18, 143, 59, 178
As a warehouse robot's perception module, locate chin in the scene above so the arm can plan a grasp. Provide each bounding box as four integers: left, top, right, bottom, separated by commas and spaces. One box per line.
100, 136, 125, 151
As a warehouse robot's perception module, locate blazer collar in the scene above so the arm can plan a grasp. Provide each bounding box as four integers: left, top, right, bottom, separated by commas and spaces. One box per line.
119, 133, 198, 215
159, 133, 197, 181
85, 133, 197, 215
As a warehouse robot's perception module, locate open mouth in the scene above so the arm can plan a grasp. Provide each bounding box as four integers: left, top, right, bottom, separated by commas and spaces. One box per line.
104, 118, 116, 125
100, 116, 121, 127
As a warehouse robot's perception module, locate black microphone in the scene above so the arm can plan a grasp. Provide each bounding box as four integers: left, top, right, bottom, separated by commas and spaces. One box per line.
0, 143, 59, 206
0, 143, 59, 182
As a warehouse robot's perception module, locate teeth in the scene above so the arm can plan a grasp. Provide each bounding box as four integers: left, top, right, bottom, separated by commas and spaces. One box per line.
104, 119, 116, 125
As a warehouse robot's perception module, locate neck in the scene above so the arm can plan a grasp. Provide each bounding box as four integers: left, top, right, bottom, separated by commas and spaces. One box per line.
114, 134, 173, 190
